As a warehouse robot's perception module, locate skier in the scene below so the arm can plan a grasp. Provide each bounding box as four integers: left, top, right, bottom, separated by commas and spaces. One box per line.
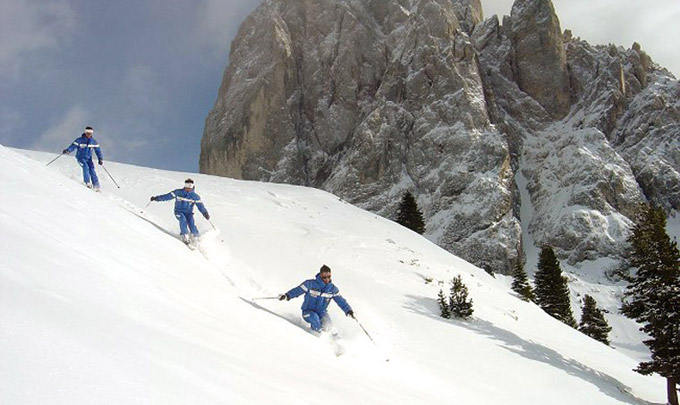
279, 265, 354, 333
149, 178, 210, 244
62, 126, 104, 190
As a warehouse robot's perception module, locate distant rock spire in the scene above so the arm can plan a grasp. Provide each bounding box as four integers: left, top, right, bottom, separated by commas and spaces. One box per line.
510, 0, 571, 118
451, 0, 483, 34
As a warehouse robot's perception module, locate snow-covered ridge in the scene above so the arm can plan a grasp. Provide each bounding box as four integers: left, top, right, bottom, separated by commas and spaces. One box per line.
1, 146, 664, 404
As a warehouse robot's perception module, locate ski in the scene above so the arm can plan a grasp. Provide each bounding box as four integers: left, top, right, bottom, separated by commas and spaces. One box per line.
240, 297, 345, 357
117, 203, 204, 254
181, 235, 204, 251
84, 183, 101, 192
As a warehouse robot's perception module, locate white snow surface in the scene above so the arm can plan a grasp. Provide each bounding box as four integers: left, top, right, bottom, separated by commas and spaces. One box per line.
1, 145, 666, 404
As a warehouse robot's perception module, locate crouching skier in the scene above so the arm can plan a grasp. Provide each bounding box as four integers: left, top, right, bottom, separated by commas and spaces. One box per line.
279, 265, 354, 333
149, 178, 210, 245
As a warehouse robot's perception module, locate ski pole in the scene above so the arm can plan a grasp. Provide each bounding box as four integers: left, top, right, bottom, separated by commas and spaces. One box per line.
46, 152, 64, 166
143, 201, 152, 209
252, 296, 280, 301
101, 164, 121, 188
208, 219, 217, 231
353, 316, 377, 345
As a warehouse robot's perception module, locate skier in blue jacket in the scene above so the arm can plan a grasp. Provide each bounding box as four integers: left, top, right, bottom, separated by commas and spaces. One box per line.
149, 178, 210, 244
279, 265, 354, 332
62, 126, 104, 190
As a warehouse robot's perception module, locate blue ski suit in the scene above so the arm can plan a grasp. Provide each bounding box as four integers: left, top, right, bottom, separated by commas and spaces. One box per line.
286, 273, 353, 332
153, 189, 209, 236
64, 134, 103, 187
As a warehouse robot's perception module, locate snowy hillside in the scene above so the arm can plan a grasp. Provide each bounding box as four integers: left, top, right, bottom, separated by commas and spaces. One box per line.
1, 146, 666, 404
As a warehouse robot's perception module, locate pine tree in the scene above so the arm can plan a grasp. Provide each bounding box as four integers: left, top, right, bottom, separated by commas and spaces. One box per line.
511, 260, 535, 302
396, 191, 426, 234
534, 245, 577, 328
437, 288, 451, 318
621, 205, 680, 405
449, 275, 474, 319
578, 294, 612, 345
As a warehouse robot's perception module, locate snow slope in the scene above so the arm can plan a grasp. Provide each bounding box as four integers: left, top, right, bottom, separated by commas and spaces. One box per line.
1, 146, 666, 404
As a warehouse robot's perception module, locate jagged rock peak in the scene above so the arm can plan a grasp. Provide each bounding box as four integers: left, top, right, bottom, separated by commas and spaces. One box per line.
509, 0, 571, 119
451, 0, 483, 34
201, 0, 680, 275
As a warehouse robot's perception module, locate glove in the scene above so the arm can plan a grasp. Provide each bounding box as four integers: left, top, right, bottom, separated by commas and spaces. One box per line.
98, 158, 103, 165
347, 310, 355, 318
203, 212, 210, 220
62, 149, 69, 154
150, 196, 157, 202
278, 293, 289, 301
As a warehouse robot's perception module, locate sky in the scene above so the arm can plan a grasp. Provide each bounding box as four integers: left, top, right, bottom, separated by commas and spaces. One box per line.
1, 0, 678, 173
1, 144, 666, 404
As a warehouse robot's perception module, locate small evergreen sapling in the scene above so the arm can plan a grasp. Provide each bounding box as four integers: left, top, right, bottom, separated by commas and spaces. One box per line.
511, 260, 535, 302
437, 276, 474, 319
578, 294, 612, 345
448, 275, 474, 319
396, 191, 426, 234
437, 288, 451, 318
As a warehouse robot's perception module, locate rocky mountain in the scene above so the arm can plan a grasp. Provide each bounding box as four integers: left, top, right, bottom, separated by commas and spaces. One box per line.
200, 0, 679, 274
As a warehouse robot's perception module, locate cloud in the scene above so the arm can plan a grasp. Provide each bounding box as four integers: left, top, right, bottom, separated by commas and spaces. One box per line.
0, 0, 76, 80
30, 105, 135, 163
196, 0, 261, 57
31, 105, 90, 153
120, 65, 167, 116
0, 107, 22, 145
553, 0, 680, 76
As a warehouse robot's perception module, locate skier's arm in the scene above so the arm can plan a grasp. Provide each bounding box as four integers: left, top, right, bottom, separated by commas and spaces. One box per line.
332, 290, 352, 315
189, 192, 210, 218
64, 139, 78, 154
196, 200, 209, 216
153, 191, 176, 202
94, 143, 103, 161
286, 281, 310, 299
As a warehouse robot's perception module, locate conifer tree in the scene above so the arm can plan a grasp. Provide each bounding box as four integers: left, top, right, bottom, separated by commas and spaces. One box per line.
578, 294, 611, 345
396, 191, 426, 234
437, 288, 451, 318
534, 245, 577, 328
511, 260, 535, 302
621, 205, 680, 405
449, 275, 474, 319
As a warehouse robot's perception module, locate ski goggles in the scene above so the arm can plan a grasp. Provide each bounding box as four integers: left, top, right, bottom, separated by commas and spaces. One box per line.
184, 182, 195, 189
84, 129, 94, 134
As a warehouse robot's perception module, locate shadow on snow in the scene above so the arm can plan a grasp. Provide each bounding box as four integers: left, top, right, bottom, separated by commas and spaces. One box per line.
403, 294, 657, 405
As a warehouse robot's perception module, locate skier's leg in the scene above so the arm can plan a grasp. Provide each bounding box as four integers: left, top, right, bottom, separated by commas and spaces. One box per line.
186, 213, 199, 237
78, 159, 92, 187
175, 212, 189, 237
319, 313, 333, 332
88, 160, 100, 188
302, 310, 322, 332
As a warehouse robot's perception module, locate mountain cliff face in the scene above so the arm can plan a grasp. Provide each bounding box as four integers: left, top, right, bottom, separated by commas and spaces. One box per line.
201, 0, 679, 274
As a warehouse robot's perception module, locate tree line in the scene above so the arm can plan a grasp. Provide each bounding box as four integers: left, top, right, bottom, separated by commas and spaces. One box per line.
510, 205, 679, 404
396, 193, 679, 405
